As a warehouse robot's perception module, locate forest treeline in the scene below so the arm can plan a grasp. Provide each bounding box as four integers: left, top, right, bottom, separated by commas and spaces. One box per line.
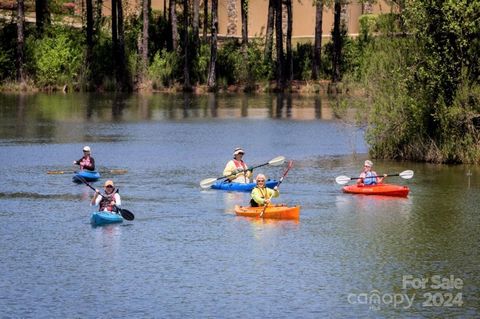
1, 0, 479, 163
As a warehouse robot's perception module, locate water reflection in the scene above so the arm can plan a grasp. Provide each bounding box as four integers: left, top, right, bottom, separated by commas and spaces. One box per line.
0, 93, 337, 129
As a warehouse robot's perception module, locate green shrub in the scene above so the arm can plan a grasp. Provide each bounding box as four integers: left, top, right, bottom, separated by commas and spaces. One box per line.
193, 43, 210, 84
293, 42, 312, 80
0, 23, 17, 81
217, 39, 244, 85
28, 27, 83, 87
148, 49, 180, 88
246, 38, 273, 82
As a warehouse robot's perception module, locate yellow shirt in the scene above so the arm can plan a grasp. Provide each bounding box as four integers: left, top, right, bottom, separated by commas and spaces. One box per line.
223, 159, 252, 182
251, 186, 279, 206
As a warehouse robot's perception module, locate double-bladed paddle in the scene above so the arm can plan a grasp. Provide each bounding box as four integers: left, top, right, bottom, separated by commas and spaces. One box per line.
76, 175, 135, 221
335, 170, 414, 185
199, 156, 286, 189
260, 160, 294, 217
47, 169, 128, 174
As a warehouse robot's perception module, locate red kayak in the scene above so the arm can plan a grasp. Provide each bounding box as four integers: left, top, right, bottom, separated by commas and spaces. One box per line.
342, 183, 409, 197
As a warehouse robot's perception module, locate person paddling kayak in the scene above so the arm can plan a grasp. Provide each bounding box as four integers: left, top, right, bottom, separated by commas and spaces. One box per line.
250, 174, 279, 207
91, 180, 121, 212
357, 160, 387, 186
73, 146, 96, 171
223, 147, 252, 183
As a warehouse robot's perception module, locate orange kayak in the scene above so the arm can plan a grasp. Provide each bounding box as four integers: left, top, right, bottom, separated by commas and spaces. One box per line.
234, 205, 300, 220
342, 183, 409, 197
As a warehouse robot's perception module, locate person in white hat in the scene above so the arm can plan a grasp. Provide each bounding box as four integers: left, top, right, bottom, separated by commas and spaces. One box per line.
222, 147, 252, 183
357, 160, 386, 185
250, 174, 279, 207
91, 180, 121, 212
73, 146, 96, 171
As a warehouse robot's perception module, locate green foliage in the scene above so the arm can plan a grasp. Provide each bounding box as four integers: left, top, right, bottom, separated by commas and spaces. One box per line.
27, 27, 83, 87
292, 43, 312, 80
193, 43, 210, 84
148, 49, 180, 88
217, 39, 244, 85
89, 31, 114, 87
341, 0, 480, 163
246, 38, 273, 82
358, 14, 377, 43
0, 23, 17, 81
376, 13, 401, 35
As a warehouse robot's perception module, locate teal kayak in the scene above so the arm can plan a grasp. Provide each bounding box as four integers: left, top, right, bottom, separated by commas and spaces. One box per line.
211, 179, 279, 192
73, 170, 101, 183
90, 212, 123, 226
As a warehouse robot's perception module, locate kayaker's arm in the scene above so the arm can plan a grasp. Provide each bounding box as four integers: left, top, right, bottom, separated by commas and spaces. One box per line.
377, 174, 387, 184
91, 190, 101, 205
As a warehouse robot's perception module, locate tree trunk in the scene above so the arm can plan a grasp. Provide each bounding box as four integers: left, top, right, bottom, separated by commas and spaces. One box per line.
164, 0, 167, 21
112, 0, 118, 75
203, 0, 208, 42
312, 0, 323, 80
117, 0, 129, 90
86, 0, 94, 79
16, 0, 26, 85
241, 0, 248, 59
35, 0, 50, 35
286, 0, 293, 83
193, 0, 200, 48
183, 0, 191, 90
95, 0, 103, 34
264, 0, 274, 62
139, 0, 149, 85
170, 0, 179, 52
207, 0, 218, 90
274, 0, 284, 90
332, 0, 342, 83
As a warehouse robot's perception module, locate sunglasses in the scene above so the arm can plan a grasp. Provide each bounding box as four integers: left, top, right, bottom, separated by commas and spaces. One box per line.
106, 185, 113, 188
257, 180, 265, 182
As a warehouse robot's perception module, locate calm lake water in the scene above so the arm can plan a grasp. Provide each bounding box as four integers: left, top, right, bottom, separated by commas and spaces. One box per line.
0, 93, 478, 318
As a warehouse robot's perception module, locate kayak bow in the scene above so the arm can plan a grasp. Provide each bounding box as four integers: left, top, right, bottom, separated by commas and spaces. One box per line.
234, 205, 300, 220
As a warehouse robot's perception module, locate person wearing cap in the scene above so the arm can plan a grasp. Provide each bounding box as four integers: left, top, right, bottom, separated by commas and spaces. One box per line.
250, 174, 279, 207
223, 147, 252, 183
357, 160, 386, 186
73, 146, 96, 171
91, 180, 121, 212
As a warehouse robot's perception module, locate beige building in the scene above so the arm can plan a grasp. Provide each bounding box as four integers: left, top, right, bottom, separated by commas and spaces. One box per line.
150, 0, 394, 39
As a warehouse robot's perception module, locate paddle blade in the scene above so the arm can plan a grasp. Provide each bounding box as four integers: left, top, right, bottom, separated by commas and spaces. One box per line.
109, 169, 128, 174
47, 170, 70, 174
119, 208, 134, 221
268, 156, 286, 166
399, 170, 414, 179
335, 175, 352, 185
200, 178, 217, 188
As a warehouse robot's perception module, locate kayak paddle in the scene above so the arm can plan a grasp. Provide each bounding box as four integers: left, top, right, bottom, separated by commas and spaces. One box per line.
261, 160, 293, 217
199, 155, 286, 189
76, 176, 135, 221
48, 169, 128, 174
335, 170, 414, 185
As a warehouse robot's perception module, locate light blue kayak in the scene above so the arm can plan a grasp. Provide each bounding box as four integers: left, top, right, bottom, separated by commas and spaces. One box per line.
211, 179, 279, 192
90, 212, 123, 226
73, 170, 101, 183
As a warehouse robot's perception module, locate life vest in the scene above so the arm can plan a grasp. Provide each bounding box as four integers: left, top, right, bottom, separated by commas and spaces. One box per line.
363, 171, 377, 185
233, 159, 247, 171
80, 156, 92, 170
99, 192, 117, 212
251, 187, 269, 206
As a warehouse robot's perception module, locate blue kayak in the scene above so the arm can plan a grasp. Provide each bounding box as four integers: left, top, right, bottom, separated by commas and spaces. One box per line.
73, 170, 101, 183
211, 179, 279, 192
90, 212, 123, 226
